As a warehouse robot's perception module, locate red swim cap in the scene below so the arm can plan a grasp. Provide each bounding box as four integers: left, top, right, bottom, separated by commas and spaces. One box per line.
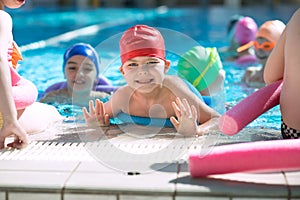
119, 25, 165, 65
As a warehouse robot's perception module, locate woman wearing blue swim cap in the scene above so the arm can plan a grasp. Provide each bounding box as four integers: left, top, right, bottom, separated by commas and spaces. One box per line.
40, 43, 110, 106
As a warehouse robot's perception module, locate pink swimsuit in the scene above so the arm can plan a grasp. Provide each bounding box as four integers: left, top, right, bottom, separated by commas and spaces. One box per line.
8, 41, 38, 109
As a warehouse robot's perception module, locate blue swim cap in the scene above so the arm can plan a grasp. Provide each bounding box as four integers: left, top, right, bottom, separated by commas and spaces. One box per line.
62, 43, 100, 77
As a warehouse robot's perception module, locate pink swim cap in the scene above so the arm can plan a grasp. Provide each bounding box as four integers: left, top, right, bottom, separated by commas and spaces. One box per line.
119, 25, 165, 65
234, 17, 258, 45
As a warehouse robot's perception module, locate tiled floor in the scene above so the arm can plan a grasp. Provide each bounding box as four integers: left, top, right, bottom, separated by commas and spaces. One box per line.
0, 123, 299, 200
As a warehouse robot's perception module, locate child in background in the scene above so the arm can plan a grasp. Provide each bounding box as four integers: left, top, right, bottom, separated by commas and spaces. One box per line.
40, 43, 112, 106
177, 46, 226, 114
219, 14, 244, 59
83, 25, 220, 136
263, 9, 300, 139
0, 0, 27, 149
219, 16, 258, 65
233, 17, 259, 65
242, 20, 285, 88
177, 46, 225, 97
0, 0, 62, 149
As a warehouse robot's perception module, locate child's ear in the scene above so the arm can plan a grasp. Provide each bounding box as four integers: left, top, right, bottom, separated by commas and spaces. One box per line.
120, 66, 125, 75
164, 60, 171, 73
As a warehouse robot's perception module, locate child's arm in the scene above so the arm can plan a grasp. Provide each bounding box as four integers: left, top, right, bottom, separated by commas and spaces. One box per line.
0, 55, 28, 149
264, 28, 286, 85
167, 76, 220, 136
0, 67, 28, 149
0, 12, 28, 149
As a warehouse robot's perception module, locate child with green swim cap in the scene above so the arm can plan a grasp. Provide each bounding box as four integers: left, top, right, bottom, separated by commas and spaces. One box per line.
83, 25, 220, 136
177, 46, 225, 97
177, 46, 226, 114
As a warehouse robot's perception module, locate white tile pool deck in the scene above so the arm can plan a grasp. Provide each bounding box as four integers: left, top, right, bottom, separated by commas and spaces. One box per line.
0, 122, 299, 200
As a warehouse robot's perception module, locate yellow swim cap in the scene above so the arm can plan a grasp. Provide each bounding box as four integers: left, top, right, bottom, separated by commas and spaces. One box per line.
178, 46, 222, 91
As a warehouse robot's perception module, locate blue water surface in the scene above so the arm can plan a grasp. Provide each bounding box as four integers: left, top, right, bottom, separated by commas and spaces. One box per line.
9, 5, 297, 130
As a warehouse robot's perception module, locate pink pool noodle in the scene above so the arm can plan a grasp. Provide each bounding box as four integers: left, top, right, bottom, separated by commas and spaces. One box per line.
219, 80, 283, 135
189, 139, 300, 177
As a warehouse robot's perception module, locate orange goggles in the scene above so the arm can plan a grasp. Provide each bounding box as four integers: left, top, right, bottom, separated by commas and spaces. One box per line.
253, 41, 275, 51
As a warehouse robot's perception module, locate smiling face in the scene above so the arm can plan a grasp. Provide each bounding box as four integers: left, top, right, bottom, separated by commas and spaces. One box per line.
64, 55, 97, 94
120, 56, 170, 93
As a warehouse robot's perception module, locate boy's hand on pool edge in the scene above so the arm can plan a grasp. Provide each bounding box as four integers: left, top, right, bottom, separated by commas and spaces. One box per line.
83, 99, 110, 127
170, 97, 198, 137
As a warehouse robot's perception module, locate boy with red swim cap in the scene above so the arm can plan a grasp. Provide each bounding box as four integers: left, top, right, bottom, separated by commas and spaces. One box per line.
83, 25, 220, 136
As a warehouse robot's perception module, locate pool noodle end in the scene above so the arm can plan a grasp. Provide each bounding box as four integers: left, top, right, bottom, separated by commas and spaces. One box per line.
219, 80, 282, 135
218, 114, 239, 136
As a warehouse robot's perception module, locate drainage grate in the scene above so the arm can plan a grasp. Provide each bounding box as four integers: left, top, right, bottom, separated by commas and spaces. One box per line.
0, 128, 219, 169
0, 138, 207, 162
0, 141, 95, 161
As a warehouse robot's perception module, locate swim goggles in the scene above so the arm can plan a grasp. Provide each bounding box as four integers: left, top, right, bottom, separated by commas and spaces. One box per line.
253, 40, 275, 51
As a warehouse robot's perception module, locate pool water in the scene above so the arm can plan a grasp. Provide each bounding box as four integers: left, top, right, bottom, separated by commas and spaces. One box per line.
10, 5, 297, 131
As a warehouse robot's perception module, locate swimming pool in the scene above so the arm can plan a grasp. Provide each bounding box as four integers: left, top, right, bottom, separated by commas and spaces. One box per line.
10, 5, 297, 133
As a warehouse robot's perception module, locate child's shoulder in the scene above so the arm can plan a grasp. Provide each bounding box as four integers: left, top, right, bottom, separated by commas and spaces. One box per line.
0, 10, 13, 33
113, 84, 132, 94
39, 89, 69, 103
0, 10, 12, 22
165, 75, 183, 81
164, 75, 185, 87
163, 76, 193, 95
106, 85, 132, 102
